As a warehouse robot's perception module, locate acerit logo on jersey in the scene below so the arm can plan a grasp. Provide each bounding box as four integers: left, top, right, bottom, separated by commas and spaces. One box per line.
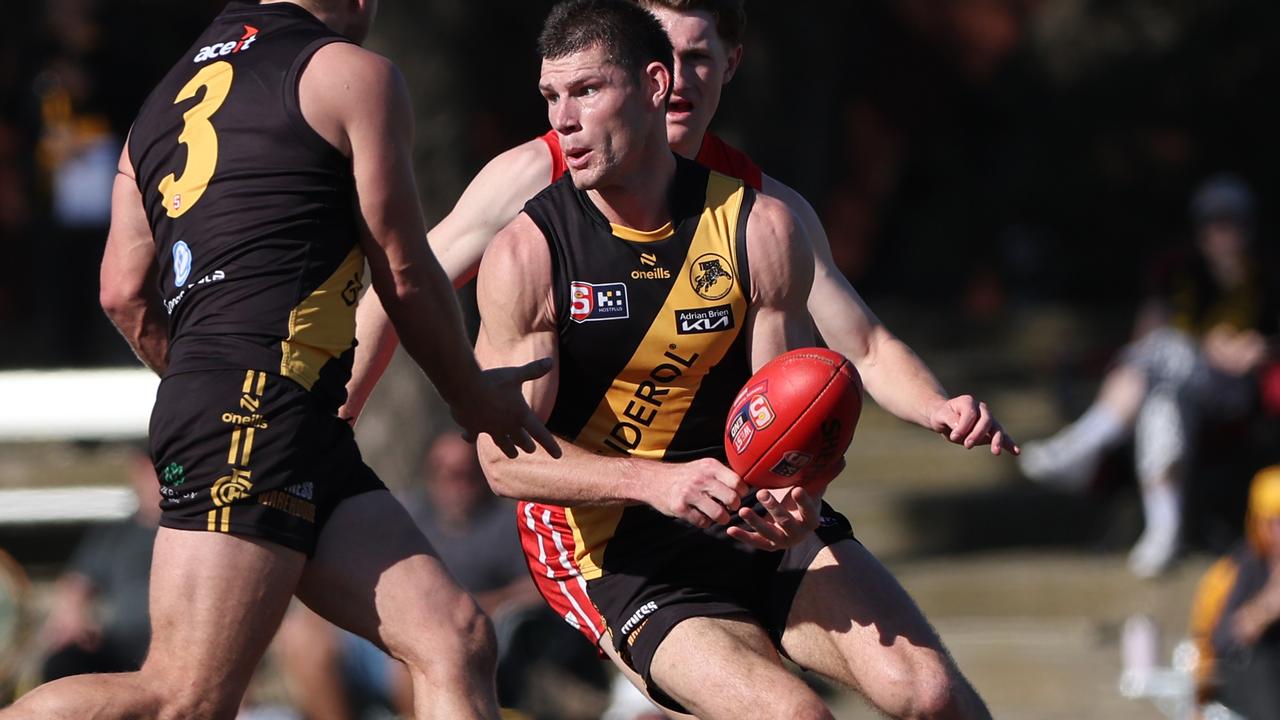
172, 241, 192, 286
674, 304, 734, 335
690, 253, 734, 301
569, 281, 629, 323
631, 252, 671, 280
193, 24, 259, 63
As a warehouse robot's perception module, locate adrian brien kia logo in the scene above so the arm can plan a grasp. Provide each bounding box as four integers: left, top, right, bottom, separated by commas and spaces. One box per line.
569, 281, 629, 323
193, 25, 259, 63
674, 304, 733, 335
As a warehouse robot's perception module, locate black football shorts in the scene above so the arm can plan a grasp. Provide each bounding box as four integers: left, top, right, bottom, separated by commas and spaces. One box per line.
148, 369, 385, 555
587, 500, 856, 712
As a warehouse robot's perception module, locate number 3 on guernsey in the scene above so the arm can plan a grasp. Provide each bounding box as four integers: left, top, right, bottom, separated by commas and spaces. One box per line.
158, 60, 234, 218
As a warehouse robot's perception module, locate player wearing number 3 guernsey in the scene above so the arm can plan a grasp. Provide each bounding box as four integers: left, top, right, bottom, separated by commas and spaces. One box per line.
474, 2, 991, 718
1, 2, 560, 720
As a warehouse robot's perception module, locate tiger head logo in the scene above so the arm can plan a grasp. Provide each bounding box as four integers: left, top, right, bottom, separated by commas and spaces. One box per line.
689, 253, 734, 301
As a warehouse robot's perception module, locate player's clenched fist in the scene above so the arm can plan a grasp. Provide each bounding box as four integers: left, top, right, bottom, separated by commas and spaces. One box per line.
648, 458, 748, 528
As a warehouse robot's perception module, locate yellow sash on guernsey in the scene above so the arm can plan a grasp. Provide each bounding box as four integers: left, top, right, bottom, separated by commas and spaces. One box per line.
568, 172, 749, 580
280, 246, 365, 390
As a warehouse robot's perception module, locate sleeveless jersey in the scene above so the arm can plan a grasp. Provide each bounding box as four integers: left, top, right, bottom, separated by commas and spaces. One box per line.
539, 129, 763, 190
522, 135, 763, 644
522, 156, 754, 592
129, 1, 361, 412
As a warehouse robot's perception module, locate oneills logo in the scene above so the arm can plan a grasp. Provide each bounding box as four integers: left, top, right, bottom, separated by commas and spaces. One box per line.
209, 371, 265, 533
632, 253, 671, 280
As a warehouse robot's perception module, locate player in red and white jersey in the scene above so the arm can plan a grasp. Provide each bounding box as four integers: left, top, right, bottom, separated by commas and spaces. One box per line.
342, 0, 1017, 669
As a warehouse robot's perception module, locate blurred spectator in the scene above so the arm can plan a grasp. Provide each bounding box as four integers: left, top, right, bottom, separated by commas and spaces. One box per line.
37, 445, 158, 681
30, 0, 125, 365
1189, 465, 1280, 719
1020, 174, 1278, 578
274, 433, 607, 720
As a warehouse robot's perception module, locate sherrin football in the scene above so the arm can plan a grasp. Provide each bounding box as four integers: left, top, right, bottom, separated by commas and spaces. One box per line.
724, 347, 862, 489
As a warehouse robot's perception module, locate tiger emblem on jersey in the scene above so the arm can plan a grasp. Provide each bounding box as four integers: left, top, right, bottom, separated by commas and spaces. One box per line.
690, 253, 734, 301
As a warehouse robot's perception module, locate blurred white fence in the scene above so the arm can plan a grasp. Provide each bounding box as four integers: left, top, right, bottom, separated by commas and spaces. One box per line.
0, 369, 156, 442
0, 368, 155, 525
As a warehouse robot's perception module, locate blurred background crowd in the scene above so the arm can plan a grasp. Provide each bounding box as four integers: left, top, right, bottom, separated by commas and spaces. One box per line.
1, 1, 1279, 718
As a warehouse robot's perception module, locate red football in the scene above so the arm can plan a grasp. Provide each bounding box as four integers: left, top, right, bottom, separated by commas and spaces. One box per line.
724, 347, 862, 489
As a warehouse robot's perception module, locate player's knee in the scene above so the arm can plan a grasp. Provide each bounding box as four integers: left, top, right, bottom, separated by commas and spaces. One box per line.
860, 648, 961, 719
777, 694, 833, 720
898, 660, 965, 719
455, 600, 499, 672
387, 595, 496, 678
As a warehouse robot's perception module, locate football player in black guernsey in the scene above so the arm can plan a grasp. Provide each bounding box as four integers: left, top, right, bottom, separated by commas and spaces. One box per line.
3, 1, 559, 719
473, 1, 991, 718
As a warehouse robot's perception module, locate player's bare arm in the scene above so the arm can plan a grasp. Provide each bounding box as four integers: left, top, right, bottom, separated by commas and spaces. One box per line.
741, 193, 815, 371
724, 192, 828, 551
764, 174, 1018, 456
474, 213, 747, 528
100, 142, 169, 374
300, 41, 556, 457
432, 139, 556, 286
341, 139, 556, 421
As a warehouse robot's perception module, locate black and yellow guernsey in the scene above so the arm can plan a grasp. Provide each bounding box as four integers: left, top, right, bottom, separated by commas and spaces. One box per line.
522, 155, 754, 581
129, 1, 361, 412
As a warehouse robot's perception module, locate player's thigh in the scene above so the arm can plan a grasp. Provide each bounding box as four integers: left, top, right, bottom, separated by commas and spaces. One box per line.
650, 615, 830, 720
781, 539, 956, 694
294, 489, 486, 664
144, 527, 305, 705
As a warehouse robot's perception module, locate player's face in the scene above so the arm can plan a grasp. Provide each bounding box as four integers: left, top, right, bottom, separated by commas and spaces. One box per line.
1197, 219, 1248, 269
648, 6, 742, 156
540, 46, 656, 190
426, 437, 486, 520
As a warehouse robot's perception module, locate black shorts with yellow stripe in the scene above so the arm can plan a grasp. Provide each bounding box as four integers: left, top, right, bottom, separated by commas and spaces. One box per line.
148, 369, 385, 555
588, 500, 856, 713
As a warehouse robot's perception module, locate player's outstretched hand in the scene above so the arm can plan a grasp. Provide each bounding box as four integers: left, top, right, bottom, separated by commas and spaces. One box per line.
726, 485, 822, 551
456, 358, 562, 459
651, 458, 748, 528
927, 394, 1019, 456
